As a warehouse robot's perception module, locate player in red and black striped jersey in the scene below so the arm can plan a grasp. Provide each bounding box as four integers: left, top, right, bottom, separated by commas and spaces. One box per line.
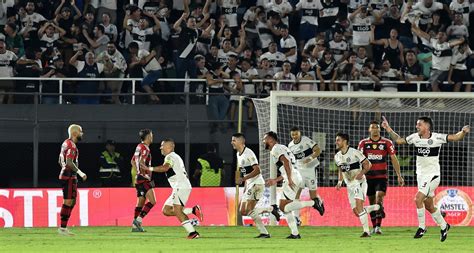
130, 129, 157, 232
57, 124, 87, 236
358, 121, 404, 234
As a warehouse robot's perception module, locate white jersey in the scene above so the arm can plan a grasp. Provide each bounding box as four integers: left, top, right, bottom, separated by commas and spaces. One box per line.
280, 35, 297, 63
256, 20, 274, 49
329, 39, 349, 62
221, 0, 239, 27
405, 132, 448, 177
351, 14, 373, 46
265, 0, 293, 26
334, 147, 367, 185
237, 147, 265, 187
451, 47, 472, 70
430, 39, 453, 71
164, 152, 192, 189
270, 143, 298, 181
412, 2, 443, 25
0, 50, 18, 77
260, 51, 286, 73
296, 0, 323, 25
288, 136, 320, 170
449, 0, 471, 25
447, 24, 469, 39
138, 49, 162, 72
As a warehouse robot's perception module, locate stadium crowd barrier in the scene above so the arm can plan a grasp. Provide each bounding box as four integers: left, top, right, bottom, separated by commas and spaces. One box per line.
1, 187, 472, 228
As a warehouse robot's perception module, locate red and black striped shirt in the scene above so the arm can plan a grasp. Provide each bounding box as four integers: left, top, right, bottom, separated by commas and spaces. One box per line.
358, 137, 396, 180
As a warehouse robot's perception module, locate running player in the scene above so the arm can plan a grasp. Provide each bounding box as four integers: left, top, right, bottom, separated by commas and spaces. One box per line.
382, 116, 470, 241
147, 138, 203, 239
334, 132, 381, 237
263, 131, 321, 239
57, 124, 87, 236
288, 127, 325, 226
358, 121, 405, 234
130, 129, 157, 232
232, 133, 279, 238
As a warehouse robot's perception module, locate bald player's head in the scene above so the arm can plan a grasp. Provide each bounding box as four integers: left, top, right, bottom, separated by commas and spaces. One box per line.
160, 138, 175, 155
68, 124, 83, 142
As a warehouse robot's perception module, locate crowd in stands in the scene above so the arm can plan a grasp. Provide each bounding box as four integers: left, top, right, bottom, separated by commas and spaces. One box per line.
0, 0, 472, 105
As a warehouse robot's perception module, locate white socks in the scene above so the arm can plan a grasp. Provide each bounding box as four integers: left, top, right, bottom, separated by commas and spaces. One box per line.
285, 212, 299, 236
431, 208, 447, 230
249, 210, 269, 235
283, 200, 315, 213
183, 207, 193, 215
181, 220, 195, 233
364, 204, 380, 213
358, 210, 370, 233
417, 208, 426, 229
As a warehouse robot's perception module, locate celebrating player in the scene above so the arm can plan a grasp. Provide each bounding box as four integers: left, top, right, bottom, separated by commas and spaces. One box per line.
130, 129, 157, 232
334, 132, 381, 237
232, 133, 279, 238
263, 131, 321, 239
288, 127, 325, 226
382, 116, 470, 242
57, 124, 87, 236
147, 138, 203, 239
358, 121, 405, 234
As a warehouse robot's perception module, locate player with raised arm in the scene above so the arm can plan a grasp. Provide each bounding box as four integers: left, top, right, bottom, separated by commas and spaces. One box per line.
232, 133, 279, 238
288, 127, 325, 226
57, 124, 87, 236
358, 121, 405, 234
147, 138, 203, 239
263, 131, 321, 239
130, 129, 157, 232
334, 132, 380, 238
381, 116, 470, 242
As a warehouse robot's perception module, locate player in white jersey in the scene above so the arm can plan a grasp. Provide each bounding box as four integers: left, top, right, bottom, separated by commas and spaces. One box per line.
334, 132, 380, 237
232, 133, 279, 238
288, 127, 325, 226
147, 138, 203, 239
263, 131, 321, 239
382, 116, 470, 242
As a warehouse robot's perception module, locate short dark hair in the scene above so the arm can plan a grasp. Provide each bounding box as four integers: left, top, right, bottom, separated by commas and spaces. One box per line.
370, 120, 379, 125
290, 126, 300, 132
96, 25, 105, 34
232, 133, 245, 139
139, 129, 152, 141
265, 131, 278, 141
162, 138, 175, 144
418, 116, 433, 129
336, 132, 349, 143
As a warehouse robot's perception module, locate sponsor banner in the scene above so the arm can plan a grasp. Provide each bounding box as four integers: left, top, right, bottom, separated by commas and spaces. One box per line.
1, 187, 473, 227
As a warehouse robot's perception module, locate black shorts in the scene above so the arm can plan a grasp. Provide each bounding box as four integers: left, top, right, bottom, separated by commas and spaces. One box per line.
135, 180, 155, 197
61, 178, 78, 200
452, 69, 470, 84
366, 178, 387, 196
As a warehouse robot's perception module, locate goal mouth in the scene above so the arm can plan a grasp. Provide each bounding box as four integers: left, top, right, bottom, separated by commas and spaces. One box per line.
253, 91, 473, 207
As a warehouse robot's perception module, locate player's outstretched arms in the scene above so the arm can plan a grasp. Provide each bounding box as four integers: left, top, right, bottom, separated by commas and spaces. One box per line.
447, 125, 470, 142
381, 116, 407, 145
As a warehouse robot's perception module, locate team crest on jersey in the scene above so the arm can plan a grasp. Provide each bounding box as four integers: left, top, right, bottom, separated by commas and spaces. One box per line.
372, 144, 377, 149
434, 189, 472, 226
379, 145, 384, 150
428, 139, 434, 145
346, 157, 351, 162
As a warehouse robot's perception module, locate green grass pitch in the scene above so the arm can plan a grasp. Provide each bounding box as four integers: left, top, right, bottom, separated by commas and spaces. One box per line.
1, 226, 473, 253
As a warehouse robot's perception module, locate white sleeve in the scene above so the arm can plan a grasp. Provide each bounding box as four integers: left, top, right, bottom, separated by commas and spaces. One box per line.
295, 1, 302, 10
334, 154, 341, 166
354, 149, 367, 163
405, 133, 418, 145
97, 63, 104, 73
249, 150, 259, 166
304, 136, 317, 148
75, 61, 85, 72
433, 132, 448, 144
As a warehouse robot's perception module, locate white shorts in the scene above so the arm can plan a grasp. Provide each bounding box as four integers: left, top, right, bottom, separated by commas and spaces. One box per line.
164, 188, 191, 206
347, 181, 368, 209
417, 174, 440, 198
298, 168, 318, 191
242, 184, 264, 202
281, 171, 303, 201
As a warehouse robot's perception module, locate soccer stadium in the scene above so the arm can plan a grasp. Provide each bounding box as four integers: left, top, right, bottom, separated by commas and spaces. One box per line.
0, 0, 473, 252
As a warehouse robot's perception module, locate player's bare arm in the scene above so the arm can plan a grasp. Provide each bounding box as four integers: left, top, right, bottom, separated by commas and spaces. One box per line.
447, 125, 470, 142
238, 164, 261, 185
265, 175, 284, 186
336, 167, 343, 190
280, 155, 295, 189
148, 163, 171, 173
356, 159, 371, 180
304, 145, 321, 164
66, 157, 87, 181
390, 154, 405, 186
381, 116, 407, 145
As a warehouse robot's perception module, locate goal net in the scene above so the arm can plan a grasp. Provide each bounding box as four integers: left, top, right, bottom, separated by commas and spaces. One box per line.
253, 91, 474, 226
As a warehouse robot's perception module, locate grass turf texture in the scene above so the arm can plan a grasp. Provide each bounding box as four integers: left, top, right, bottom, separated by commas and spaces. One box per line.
1, 226, 473, 253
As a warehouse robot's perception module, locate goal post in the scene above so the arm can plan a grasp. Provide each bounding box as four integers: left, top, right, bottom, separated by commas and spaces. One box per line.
253, 91, 474, 215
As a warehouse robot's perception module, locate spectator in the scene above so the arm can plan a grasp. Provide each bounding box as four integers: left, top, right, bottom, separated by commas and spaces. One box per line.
370, 25, 404, 69
447, 12, 469, 39
193, 55, 208, 104
316, 50, 337, 91
37, 21, 66, 53
0, 40, 17, 104
96, 0, 117, 25
260, 41, 286, 73
69, 50, 104, 104
127, 12, 161, 51
40, 55, 68, 104
227, 70, 243, 128
123, 5, 141, 49
0, 1, 14, 31
336, 52, 360, 91
97, 42, 127, 104
4, 22, 24, 57
99, 140, 123, 187
295, 0, 323, 49
83, 25, 110, 56
218, 0, 240, 32
273, 61, 296, 91
100, 13, 118, 42
448, 42, 473, 92
19, 1, 46, 49
399, 50, 424, 92
81, 10, 95, 38
206, 62, 230, 133
265, 0, 293, 26
279, 24, 297, 66
53, 2, 82, 31
328, 30, 349, 64
449, 0, 471, 26
297, 59, 316, 91
136, 48, 163, 104
194, 144, 224, 187
15, 47, 42, 103
349, 5, 382, 59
